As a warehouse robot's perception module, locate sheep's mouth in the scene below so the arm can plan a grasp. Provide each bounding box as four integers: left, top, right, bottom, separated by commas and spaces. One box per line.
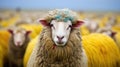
54, 41, 66, 47
57, 41, 64, 44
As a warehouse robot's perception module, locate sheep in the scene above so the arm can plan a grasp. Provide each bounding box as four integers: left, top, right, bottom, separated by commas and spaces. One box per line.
0, 15, 19, 28
96, 26, 116, 38
0, 29, 11, 67
27, 9, 120, 67
12, 18, 43, 39
27, 9, 87, 67
82, 33, 120, 67
23, 36, 39, 67
17, 23, 43, 39
96, 24, 120, 50
83, 19, 99, 33
7, 27, 31, 67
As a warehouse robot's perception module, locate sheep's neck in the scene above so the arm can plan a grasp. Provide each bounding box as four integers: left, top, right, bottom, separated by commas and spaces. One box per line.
52, 44, 56, 49
9, 36, 29, 59
36, 41, 83, 67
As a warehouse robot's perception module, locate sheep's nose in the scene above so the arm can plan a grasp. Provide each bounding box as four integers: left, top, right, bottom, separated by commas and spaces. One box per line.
57, 36, 64, 41
17, 42, 21, 45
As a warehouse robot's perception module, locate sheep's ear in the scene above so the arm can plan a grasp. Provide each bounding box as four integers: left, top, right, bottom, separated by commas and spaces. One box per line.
38, 19, 49, 26
111, 31, 117, 37
72, 20, 84, 28
26, 31, 31, 36
8, 29, 13, 35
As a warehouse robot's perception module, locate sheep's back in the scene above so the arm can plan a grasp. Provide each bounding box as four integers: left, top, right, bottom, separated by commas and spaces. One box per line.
23, 36, 39, 67
82, 33, 120, 67
0, 30, 10, 57
0, 30, 11, 67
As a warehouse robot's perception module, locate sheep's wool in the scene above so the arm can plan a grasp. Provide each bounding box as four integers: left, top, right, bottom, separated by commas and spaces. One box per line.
24, 36, 39, 67
114, 32, 120, 49
44, 9, 79, 24
27, 30, 120, 67
27, 27, 87, 67
0, 30, 11, 67
82, 33, 120, 67
8, 27, 30, 67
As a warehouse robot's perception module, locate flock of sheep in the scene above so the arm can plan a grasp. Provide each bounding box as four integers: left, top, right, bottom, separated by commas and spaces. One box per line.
0, 9, 120, 67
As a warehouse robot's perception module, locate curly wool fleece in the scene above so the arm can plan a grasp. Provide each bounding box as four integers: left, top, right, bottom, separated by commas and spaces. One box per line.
44, 9, 79, 24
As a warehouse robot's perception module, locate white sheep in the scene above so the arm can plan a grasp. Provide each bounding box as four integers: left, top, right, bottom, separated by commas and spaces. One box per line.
8, 27, 31, 67
83, 19, 99, 33
28, 9, 87, 67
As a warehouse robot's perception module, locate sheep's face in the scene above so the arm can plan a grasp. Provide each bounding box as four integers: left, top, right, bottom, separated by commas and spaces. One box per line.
50, 20, 72, 46
39, 18, 84, 47
8, 29, 31, 47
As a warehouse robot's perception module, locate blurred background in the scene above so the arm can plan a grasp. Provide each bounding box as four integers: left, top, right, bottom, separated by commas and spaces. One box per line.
0, 0, 120, 11
0, 0, 120, 67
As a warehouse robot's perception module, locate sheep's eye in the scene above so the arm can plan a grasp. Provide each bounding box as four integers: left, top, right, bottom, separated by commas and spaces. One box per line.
50, 24, 53, 27
69, 25, 72, 28
50, 24, 55, 29
67, 25, 72, 30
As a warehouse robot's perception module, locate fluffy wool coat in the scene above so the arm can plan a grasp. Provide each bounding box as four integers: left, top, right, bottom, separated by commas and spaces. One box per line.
8, 36, 30, 67
27, 27, 87, 67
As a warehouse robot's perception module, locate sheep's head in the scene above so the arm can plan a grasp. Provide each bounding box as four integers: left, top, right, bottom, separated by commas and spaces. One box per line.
8, 28, 31, 47
39, 9, 84, 47
97, 27, 117, 38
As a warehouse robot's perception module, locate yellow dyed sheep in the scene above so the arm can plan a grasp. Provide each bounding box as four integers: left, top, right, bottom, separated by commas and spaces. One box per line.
0, 30, 10, 56
0, 30, 11, 67
23, 36, 39, 67
82, 33, 120, 67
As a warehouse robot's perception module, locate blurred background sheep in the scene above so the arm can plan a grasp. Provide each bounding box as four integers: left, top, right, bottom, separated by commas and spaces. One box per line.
0, 29, 10, 67
0, 0, 120, 67
7, 27, 31, 67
